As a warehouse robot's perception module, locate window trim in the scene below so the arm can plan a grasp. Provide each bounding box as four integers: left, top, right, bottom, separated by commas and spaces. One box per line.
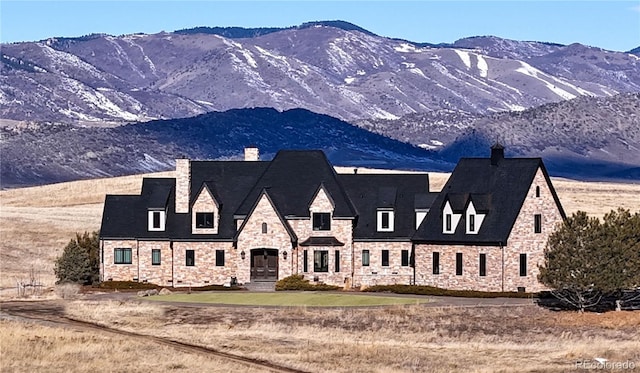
334, 250, 340, 272
114, 248, 132, 265
519, 253, 527, 276
186, 249, 195, 267
148, 210, 166, 231
312, 212, 331, 231
215, 249, 225, 267
376, 209, 395, 232
401, 250, 409, 267
381, 249, 389, 267
479, 253, 486, 277
151, 249, 161, 266
534, 214, 542, 233
455, 253, 463, 276
303, 250, 308, 272
314, 250, 329, 272
432, 252, 440, 275
195, 212, 214, 229
262, 222, 268, 234
362, 249, 370, 267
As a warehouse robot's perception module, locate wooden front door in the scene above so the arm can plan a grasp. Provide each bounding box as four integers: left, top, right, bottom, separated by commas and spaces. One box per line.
250, 249, 278, 280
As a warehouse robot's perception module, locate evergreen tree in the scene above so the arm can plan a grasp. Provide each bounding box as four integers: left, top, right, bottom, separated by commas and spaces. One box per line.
54, 231, 100, 285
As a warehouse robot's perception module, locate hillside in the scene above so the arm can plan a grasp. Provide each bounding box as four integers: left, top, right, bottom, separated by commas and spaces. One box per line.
2, 21, 638, 124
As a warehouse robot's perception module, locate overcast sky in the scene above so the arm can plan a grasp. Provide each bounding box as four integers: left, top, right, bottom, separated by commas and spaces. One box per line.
2, 1, 639, 51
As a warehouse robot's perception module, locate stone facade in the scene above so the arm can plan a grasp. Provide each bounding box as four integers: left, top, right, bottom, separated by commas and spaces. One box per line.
102, 240, 138, 282
172, 241, 236, 287
353, 241, 413, 287
175, 159, 190, 214
138, 240, 173, 286
191, 186, 219, 235
414, 167, 563, 292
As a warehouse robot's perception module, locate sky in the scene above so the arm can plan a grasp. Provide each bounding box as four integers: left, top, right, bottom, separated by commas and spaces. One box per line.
1, 1, 639, 52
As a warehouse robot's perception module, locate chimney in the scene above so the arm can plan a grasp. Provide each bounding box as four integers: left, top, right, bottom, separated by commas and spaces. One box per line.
244, 146, 259, 161
490, 142, 504, 166
175, 158, 191, 213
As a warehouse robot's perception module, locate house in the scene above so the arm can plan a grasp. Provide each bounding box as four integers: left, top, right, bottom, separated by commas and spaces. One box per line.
99, 144, 565, 292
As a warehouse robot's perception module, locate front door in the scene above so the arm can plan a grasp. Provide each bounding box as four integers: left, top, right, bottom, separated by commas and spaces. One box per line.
250, 248, 278, 281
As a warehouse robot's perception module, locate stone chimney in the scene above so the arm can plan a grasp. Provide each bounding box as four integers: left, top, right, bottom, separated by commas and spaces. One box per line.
490, 142, 505, 166
175, 158, 191, 213
244, 146, 259, 161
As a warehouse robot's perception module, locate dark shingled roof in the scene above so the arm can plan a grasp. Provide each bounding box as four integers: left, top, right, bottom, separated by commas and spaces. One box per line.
412, 154, 565, 245
339, 174, 435, 240
236, 150, 357, 218
299, 236, 345, 246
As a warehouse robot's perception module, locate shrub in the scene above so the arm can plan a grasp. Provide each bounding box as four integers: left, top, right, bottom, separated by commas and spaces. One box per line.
55, 283, 81, 299
362, 284, 534, 298
275, 274, 341, 291
97, 281, 161, 290
54, 231, 99, 285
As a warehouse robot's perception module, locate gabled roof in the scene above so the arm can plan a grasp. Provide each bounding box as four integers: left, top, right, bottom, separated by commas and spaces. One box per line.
191, 182, 220, 208
413, 155, 564, 245
234, 189, 297, 243
339, 173, 434, 240
236, 150, 357, 218
141, 178, 173, 209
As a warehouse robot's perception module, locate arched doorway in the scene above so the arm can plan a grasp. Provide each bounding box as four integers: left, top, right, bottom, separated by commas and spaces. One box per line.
250, 248, 278, 281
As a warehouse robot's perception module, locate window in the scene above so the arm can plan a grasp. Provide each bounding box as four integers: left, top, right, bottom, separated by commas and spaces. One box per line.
535, 186, 541, 197
262, 222, 267, 234
432, 252, 440, 274
479, 253, 486, 277
534, 214, 542, 233
362, 250, 370, 266
114, 248, 132, 264
381, 250, 389, 266
401, 250, 409, 267
335, 250, 340, 272
456, 253, 463, 276
215, 250, 225, 266
445, 214, 452, 231
186, 250, 195, 266
303, 250, 308, 272
469, 214, 475, 232
312, 213, 331, 231
520, 254, 527, 276
152, 249, 161, 265
314, 250, 328, 272
148, 210, 166, 231
377, 210, 395, 232
196, 212, 214, 228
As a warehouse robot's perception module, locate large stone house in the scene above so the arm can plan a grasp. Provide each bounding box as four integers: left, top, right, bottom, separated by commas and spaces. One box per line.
99, 145, 565, 292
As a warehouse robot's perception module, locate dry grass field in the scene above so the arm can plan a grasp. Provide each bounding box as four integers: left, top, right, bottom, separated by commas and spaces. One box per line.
1, 169, 639, 288
4, 300, 632, 373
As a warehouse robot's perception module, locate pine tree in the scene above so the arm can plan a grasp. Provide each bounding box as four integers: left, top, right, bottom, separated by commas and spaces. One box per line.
54, 231, 100, 285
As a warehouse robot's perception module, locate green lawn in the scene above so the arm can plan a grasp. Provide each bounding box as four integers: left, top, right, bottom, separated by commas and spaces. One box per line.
147, 292, 430, 307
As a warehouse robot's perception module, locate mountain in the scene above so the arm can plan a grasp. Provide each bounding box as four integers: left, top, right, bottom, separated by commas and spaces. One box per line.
2, 21, 639, 124
356, 93, 640, 180
0, 108, 451, 188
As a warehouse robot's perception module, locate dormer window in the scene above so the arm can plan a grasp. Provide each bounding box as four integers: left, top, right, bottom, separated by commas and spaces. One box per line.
465, 201, 485, 234
442, 201, 461, 234
313, 212, 331, 231
148, 210, 166, 231
377, 209, 394, 232
196, 212, 214, 228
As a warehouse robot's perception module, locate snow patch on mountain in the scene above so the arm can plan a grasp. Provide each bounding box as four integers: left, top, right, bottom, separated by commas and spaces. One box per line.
454, 49, 472, 69
516, 62, 577, 100
476, 54, 488, 78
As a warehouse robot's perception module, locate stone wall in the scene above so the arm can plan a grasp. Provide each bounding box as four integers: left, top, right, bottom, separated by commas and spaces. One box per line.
138, 241, 173, 286
191, 186, 219, 235
101, 240, 138, 282
175, 159, 190, 214
172, 241, 236, 287
353, 241, 413, 287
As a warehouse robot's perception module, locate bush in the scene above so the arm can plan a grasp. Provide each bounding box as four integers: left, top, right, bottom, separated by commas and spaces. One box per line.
275, 275, 341, 291
362, 284, 534, 298
54, 231, 99, 285
97, 281, 161, 290
55, 283, 81, 299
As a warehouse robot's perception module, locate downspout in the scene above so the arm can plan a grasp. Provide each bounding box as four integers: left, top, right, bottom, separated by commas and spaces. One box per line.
500, 241, 504, 292
136, 240, 140, 282
170, 241, 174, 287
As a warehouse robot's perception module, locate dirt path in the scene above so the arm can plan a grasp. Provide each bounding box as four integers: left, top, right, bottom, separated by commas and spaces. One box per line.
0, 300, 309, 373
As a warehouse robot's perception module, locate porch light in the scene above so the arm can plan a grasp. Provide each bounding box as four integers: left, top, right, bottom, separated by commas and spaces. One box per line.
283, 251, 287, 260
240, 250, 245, 260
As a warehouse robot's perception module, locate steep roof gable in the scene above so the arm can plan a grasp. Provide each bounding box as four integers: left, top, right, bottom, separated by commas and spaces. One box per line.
413, 155, 561, 244
236, 150, 357, 218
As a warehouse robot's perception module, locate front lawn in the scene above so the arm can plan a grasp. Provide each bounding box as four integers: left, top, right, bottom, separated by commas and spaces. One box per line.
148, 292, 429, 306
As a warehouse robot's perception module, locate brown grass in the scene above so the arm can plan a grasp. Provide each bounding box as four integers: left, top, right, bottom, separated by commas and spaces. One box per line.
59, 300, 640, 373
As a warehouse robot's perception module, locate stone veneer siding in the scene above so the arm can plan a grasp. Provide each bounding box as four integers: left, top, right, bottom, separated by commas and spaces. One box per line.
138, 241, 173, 286
352, 241, 413, 287
172, 241, 236, 287
101, 240, 139, 282
414, 167, 563, 292
175, 159, 190, 214
236, 194, 294, 284
291, 187, 353, 287
191, 187, 219, 235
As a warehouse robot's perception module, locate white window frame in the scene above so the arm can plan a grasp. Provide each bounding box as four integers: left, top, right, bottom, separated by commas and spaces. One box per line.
148, 209, 166, 231
465, 201, 485, 235
415, 209, 428, 229
376, 209, 395, 232
442, 201, 461, 234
